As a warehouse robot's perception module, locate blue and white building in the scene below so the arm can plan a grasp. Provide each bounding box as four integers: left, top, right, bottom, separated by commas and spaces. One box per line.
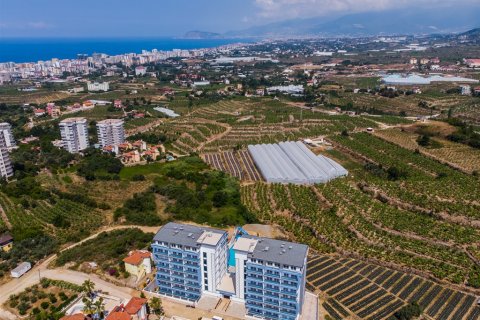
151, 223, 309, 320
151, 223, 228, 302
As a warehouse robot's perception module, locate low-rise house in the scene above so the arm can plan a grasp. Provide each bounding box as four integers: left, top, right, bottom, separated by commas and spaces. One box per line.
123, 250, 152, 279
0, 234, 13, 252
124, 297, 148, 320
34, 108, 46, 117
461, 85, 472, 96
465, 59, 480, 68
107, 298, 148, 320
122, 151, 141, 164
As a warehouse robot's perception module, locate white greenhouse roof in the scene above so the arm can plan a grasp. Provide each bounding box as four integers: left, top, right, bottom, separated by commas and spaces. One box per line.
248, 141, 348, 185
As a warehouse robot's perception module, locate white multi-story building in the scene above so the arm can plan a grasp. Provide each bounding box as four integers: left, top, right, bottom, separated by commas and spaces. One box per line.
59, 117, 89, 153
0, 123, 16, 149
0, 133, 13, 179
87, 81, 109, 92
96, 119, 125, 148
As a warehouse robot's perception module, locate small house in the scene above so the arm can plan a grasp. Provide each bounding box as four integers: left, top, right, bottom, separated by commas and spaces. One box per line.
0, 234, 13, 252
123, 251, 152, 279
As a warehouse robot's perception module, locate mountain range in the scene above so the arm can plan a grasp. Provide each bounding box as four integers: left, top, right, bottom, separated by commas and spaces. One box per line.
185, 6, 480, 38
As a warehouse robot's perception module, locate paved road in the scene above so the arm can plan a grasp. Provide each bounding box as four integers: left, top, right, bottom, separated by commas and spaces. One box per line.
0, 225, 158, 320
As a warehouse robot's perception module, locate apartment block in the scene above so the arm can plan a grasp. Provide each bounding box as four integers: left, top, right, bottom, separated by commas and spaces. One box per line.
0, 122, 16, 149
152, 223, 228, 302
151, 223, 308, 320
97, 119, 125, 148
0, 133, 13, 179
59, 117, 89, 153
87, 81, 109, 92
234, 237, 308, 320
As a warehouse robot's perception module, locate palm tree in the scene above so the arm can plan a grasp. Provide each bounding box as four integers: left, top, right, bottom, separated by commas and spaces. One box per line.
82, 297, 95, 315
149, 297, 164, 316
94, 297, 106, 319
82, 279, 95, 296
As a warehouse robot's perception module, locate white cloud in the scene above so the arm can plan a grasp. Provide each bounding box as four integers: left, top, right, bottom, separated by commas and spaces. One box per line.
253, 0, 474, 20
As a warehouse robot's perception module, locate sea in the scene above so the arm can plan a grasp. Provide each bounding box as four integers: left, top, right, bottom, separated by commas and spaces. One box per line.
0, 37, 254, 63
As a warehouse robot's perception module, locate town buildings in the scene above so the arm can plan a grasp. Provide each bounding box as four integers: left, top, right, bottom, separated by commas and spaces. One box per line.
0, 122, 16, 149
87, 81, 110, 92
59, 117, 89, 153
97, 119, 125, 148
0, 132, 14, 179
151, 223, 308, 320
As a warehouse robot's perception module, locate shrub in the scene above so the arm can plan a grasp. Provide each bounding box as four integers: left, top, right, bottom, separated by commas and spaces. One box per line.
40, 301, 50, 310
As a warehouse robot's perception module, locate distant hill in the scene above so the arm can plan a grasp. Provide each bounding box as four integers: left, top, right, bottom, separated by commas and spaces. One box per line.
226, 6, 480, 38
459, 28, 480, 38
183, 30, 223, 39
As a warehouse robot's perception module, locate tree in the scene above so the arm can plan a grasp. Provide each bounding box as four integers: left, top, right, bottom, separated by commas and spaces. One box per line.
81, 279, 95, 296
82, 298, 95, 315
149, 297, 164, 316
416, 134, 431, 147
94, 297, 106, 319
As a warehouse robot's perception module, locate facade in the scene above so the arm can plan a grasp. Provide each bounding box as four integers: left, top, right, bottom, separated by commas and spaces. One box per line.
97, 119, 125, 148
460, 85, 472, 96
59, 117, 89, 153
123, 250, 152, 279
87, 81, 110, 92
0, 133, 13, 179
151, 223, 308, 320
0, 123, 16, 148
152, 223, 228, 302
233, 237, 308, 320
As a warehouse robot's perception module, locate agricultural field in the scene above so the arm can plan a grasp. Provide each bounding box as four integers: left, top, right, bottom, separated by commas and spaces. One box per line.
202, 151, 262, 181
308, 254, 480, 320
240, 129, 480, 295
374, 127, 480, 173
4, 278, 82, 317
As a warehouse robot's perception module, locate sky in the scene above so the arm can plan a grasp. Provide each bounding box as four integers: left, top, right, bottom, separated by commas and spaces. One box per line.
0, 0, 477, 38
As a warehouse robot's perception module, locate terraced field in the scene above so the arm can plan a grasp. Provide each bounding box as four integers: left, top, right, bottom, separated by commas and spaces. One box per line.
307, 254, 480, 320
202, 150, 261, 181
374, 128, 480, 173
0, 192, 104, 242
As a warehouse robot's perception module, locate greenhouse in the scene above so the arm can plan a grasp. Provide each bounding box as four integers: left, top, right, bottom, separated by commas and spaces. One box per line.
248, 141, 348, 184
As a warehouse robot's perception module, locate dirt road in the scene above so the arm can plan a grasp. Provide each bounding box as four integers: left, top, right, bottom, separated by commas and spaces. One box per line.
0, 225, 159, 319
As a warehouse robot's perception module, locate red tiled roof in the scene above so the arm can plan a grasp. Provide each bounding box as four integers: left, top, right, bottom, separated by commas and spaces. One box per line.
124, 297, 147, 315
106, 311, 131, 320
60, 313, 85, 320
123, 251, 151, 266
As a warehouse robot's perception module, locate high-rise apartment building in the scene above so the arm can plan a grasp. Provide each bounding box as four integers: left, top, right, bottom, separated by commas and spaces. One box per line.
0, 133, 13, 179
59, 117, 89, 153
151, 223, 308, 320
96, 119, 125, 148
0, 122, 16, 149
152, 223, 228, 302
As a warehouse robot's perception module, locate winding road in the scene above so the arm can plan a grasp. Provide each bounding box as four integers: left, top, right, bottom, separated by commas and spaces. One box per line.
0, 225, 160, 320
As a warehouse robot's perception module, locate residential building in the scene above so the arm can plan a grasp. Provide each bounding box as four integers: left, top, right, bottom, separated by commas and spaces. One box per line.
59, 117, 89, 153
0, 133, 13, 179
0, 122, 16, 148
233, 236, 308, 320
461, 85, 472, 96
106, 297, 148, 320
465, 59, 480, 68
0, 234, 13, 252
151, 223, 308, 320
97, 119, 125, 148
87, 81, 109, 92
123, 250, 152, 279
151, 222, 228, 302
135, 66, 147, 76
409, 58, 418, 65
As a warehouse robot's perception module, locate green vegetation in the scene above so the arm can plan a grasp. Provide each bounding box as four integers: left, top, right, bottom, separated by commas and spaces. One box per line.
0, 235, 57, 277
114, 191, 161, 225
7, 279, 81, 319
55, 228, 153, 272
